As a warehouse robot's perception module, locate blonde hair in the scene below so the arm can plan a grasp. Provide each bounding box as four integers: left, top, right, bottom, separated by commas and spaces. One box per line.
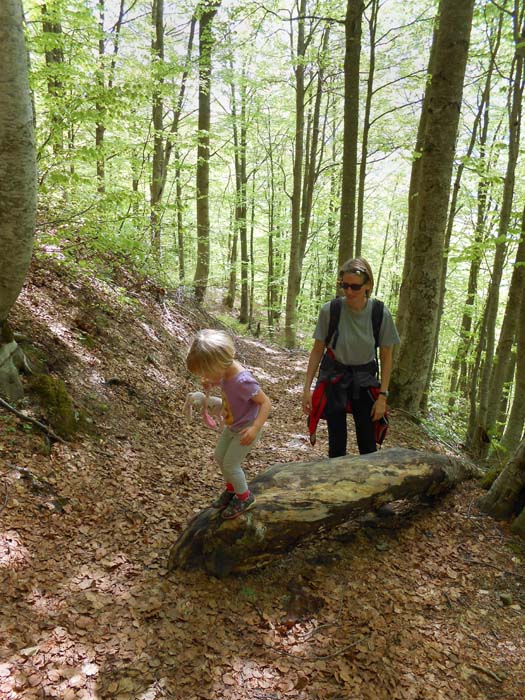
338, 257, 374, 298
186, 328, 235, 376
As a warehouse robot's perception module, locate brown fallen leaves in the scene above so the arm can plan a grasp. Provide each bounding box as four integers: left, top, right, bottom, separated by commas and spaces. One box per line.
0, 255, 524, 700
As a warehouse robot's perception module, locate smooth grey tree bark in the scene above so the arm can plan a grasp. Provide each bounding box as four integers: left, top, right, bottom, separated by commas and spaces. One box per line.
284, 11, 331, 347
430, 15, 502, 413
193, 0, 222, 303
0, 0, 37, 400
150, 0, 165, 257
467, 9, 524, 458
338, 0, 364, 267
390, 0, 475, 414
500, 261, 525, 454
41, 1, 65, 154
355, 0, 378, 257
284, 0, 307, 347
478, 436, 525, 538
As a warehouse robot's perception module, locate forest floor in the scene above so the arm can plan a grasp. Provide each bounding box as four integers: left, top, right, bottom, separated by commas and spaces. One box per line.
1, 251, 524, 700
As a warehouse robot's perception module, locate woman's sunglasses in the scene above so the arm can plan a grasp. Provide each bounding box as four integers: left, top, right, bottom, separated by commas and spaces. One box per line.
339, 281, 366, 291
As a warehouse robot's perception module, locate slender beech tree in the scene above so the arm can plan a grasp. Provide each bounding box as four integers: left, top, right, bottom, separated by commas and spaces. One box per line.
390, 0, 475, 414
501, 235, 525, 454
95, 0, 125, 194
284, 5, 329, 346
322, 93, 341, 300
395, 25, 437, 343
41, 2, 64, 154
429, 15, 503, 412
467, 6, 524, 457
163, 15, 196, 278
151, 6, 196, 261
484, 18, 525, 446
238, 78, 249, 324
355, 0, 378, 256
150, 0, 164, 257
447, 55, 497, 409
284, 0, 307, 347
300, 24, 330, 266
0, 0, 37, 400
486, 232, 525, 435
338, 0, 364, 266
95, 0, 106, 192
193, 0, 222, 303
225, 63, 249, 321
264, 113, 287, 334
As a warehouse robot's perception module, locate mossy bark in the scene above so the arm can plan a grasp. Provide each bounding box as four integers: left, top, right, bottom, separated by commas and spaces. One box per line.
0, 340, 24, 400
168, 447, 479, 578
478, 437, 525, 525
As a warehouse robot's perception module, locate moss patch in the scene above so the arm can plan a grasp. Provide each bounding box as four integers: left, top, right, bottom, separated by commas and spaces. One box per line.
28, 373, 83, 438
479, 466, 502, 490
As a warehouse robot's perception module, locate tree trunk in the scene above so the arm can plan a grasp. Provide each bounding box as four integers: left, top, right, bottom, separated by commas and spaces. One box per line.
224, 226, 238, 310
249, 186, 256, 327
193, 0, 221, 303
500, 275, 525, 454
355, 0, 378, 257
266, 136, 277, 334
237, 75, 249, 324
284, 0, 306, 347
424, 22, 500, 413
95, 0, 106, 194
447, 190, 486, 408
265, 127, 286, 336
175, 148, 185, 281
390, 0, 475, 414
41, 2, 64, 154
394, 25, 437, 342
0, 0, 37, 400
486, 211, 525, 436
478, 437, 525, 534
467, 15, 524, 458
168, 447, 478, 577
338, 0, 363, 267
150, 0, 164, 258
224, 59, 242, 311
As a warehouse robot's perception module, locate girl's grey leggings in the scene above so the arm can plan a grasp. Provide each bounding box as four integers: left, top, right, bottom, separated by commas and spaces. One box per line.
214, 426, 261, 494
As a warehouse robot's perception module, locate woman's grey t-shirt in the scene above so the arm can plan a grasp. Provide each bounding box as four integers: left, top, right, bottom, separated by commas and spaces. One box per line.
313, 298, 400, 365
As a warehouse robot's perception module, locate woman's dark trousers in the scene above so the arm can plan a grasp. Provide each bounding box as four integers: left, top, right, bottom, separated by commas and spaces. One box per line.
326, 388, 377, 457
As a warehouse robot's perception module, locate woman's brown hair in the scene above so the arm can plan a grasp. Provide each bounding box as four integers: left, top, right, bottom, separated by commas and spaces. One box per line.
338, 257, 374, 298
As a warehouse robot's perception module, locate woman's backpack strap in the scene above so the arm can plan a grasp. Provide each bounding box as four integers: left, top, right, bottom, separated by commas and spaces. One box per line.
371, 299, 384, 348
325, 296, 343, 349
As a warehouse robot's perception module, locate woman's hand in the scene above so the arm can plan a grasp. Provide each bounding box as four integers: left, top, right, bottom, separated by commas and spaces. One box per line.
302, 387, 312, 415
371, 395, 387, 421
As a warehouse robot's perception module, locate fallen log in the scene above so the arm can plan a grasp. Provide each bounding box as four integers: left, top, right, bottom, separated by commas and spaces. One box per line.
168, 447, 478, 578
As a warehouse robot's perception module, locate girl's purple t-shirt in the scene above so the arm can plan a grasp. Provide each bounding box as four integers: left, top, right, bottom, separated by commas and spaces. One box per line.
221, 370, 260, 431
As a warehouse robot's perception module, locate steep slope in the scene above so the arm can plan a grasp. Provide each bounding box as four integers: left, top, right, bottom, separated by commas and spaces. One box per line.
0, 251, 523, 700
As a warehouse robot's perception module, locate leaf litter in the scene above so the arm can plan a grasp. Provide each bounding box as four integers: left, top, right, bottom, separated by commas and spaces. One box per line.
0, 254, 524, 700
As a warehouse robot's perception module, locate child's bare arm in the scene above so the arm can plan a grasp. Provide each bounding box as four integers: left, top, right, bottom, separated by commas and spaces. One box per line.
239, 390, 271, 445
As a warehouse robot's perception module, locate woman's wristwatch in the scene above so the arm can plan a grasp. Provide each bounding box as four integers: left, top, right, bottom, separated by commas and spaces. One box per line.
378, 390, 389, 397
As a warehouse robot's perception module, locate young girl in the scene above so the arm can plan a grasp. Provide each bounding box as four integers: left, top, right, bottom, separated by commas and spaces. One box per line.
186, 329, 271, 519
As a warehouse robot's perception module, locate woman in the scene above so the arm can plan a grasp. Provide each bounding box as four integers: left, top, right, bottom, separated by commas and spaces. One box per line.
302, 257, 400, 457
